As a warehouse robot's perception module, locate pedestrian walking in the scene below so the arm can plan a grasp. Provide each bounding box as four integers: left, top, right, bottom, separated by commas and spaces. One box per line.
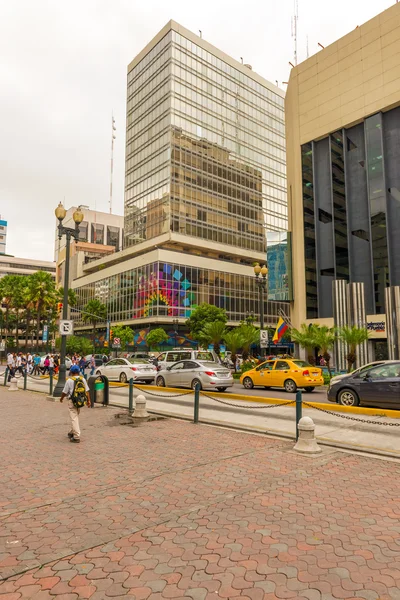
89, 354, 96, 376
27, 353, 33, 374
78, 355, 86, 376
7, 352, 15, 381
16, 353, 23, 375
60, 365, 91, 443
48, 355, 54, 376
32, 354, 41, 375
43, 355, 50, 374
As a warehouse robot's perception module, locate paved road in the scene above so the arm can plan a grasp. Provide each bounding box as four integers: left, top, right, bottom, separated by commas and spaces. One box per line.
2, 388, 400, 599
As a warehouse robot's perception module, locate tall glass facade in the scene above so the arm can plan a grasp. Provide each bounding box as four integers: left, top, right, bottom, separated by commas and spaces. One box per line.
301, 108, 400, 318
74, 260, 283, 326
125, 26, 286, 250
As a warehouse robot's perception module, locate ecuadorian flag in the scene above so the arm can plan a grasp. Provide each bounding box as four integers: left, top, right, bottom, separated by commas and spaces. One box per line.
272, 317, 289, 345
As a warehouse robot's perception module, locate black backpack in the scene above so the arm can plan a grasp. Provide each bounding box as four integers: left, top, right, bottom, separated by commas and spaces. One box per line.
71, 377, 87, 408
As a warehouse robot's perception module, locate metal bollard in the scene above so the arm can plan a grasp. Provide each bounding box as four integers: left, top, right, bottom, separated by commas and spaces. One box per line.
128, 378, 134, 415
4, 368, 8, 386
295, 390, 303, 441
24, 369, 27, 390
49, 371, 53, 395
194, 383, 200, 424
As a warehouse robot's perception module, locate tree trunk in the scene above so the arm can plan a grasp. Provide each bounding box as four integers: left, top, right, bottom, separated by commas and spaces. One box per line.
36, 306, 42, 351
25, 311, 30, 350
16, 310, 19, 350
214, 341, 221, 356
323, 352, 332, 378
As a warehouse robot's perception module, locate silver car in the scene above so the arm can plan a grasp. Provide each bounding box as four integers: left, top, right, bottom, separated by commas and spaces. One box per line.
156, 360, 234, 392
96, 358, 157, 383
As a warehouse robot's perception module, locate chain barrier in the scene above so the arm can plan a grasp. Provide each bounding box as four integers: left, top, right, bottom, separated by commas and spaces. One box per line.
200, 391, 296, 410
134, 384, 194, 398
27, 373, 49, 380
302, 401, 400, 426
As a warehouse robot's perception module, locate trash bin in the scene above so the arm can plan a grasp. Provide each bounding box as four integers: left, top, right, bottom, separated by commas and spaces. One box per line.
88, 375, 109, 407
95, 381, 105, 405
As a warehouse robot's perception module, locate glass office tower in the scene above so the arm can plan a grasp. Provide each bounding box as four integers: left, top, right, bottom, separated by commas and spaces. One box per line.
124, 22, 286, 250
72, 21, 289, 341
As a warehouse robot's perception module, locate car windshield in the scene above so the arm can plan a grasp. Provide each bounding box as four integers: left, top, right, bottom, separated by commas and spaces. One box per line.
196, 352, 214, 361
292, 360, 313, 368
127, 359, 150, 364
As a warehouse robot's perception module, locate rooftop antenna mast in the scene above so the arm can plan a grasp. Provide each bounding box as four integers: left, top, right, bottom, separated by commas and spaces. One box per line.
291, 0, 299, 66
306, 34, 309, 58
109, 113, 116, 214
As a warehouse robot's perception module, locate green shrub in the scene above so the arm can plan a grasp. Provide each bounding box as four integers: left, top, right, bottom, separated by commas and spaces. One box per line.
241, 361, 255, 374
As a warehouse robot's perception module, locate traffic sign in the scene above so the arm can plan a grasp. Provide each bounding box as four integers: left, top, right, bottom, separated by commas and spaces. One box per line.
260, 329, 269, 349
59, 320, 74, 336
42, 324, 48, 342
112, 337, 121, 348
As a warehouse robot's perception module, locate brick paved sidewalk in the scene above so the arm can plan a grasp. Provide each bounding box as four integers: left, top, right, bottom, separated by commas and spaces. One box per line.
1, 389, 400, 599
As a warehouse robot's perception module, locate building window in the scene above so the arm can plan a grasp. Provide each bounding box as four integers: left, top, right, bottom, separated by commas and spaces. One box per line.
91, 223, 104, 245
301, 142, 318, 319
79, 221, 88, 242
107, 226, 120, 249
365, 113, 388, 314
331, 131, 349, 282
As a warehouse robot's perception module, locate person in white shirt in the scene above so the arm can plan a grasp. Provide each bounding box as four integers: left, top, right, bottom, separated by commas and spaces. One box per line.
60, 365, 91, 443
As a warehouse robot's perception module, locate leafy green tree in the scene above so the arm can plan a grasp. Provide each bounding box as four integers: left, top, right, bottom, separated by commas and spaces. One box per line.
112, 325, 134, 351
146, 328, 169, 351
0, 275, 20, 340
186, 303, 227, 345
337, 325, 369, 372
312, 325, 336, 377
57, 287, 77, 307
223, 329, 244, 366
26, 271, 57, 349
57, 335, 93, 356
82, 299, 107, 347
10, 276, 26, 349
290, 323, 320, 365
236, 324, 260, 361
201, 321, 227, 356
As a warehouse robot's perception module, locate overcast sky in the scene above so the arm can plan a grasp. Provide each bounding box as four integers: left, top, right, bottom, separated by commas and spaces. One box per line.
0, 0, 394, 261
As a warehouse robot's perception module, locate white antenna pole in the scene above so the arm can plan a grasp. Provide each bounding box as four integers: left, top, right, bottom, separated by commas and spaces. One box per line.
306, 34, 309, 58
292, 0, 299, 66
109, 113, 116, 214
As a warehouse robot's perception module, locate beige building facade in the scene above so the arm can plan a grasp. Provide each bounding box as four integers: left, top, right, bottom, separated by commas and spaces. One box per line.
286, 3, 400, 361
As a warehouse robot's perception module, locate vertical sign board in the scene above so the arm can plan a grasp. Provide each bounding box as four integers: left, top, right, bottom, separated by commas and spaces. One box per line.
42, 325, 48, 343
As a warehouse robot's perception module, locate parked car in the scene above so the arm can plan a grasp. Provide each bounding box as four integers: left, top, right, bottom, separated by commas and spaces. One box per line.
84, 354, 104, 368
156, 360, 234, 391
328, 361, 392, 386
95, 357, 157, 383
328, 360, 400, 407
156, 350, 217, 370
127, 352, 151, 361
240, 359, 324, 393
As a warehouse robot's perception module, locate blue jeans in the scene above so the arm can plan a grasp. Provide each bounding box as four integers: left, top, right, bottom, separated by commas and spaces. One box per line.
90, 366, 95, 376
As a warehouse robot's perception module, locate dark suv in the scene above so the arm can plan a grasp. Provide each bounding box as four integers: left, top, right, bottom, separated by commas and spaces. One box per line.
327, 361, 400, 408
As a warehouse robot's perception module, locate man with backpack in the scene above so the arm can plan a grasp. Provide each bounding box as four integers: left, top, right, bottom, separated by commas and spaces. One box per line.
60, 365, 91, 443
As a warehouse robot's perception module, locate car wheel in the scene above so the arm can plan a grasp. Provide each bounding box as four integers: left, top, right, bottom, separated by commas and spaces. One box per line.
156, 376, 165, 387
284, 379, 297, 393
96, 370, 101, 376
304, 387, 315, 393
191, 378, 202, 390
119, 372, 128, 383
216, 387, 227, 392
338, 388, 359, 406
243, 376, 254, 389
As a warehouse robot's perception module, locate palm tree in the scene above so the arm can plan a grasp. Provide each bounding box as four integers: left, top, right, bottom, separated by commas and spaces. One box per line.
82, 299, 107, 347
0, 275, 22, 342
57, 287, 77, 308
28, 271, 57, 349
236, 324, 259, 361
201, 321, 227, 356
223, 329, 244, 367
312, 325, 336, 377
10, 276, 26, 349
337, 325, 369, 372
290, 323, 319, 365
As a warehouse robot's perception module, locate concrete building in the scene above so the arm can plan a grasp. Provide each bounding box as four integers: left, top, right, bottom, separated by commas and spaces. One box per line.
71, 21, 288, 347
55, 206, 123, 287
0, 217, 7, 255
0, 255, 56, 279
286, 2, 400, 363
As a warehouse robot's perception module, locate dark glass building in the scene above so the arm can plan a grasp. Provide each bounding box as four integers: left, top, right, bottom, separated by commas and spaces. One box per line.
301, 106, 400, 320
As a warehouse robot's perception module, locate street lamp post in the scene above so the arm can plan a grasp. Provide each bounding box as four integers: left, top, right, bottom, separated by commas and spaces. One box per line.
173, 318, 179, 348
253, 263, 268, 357
53, 203, 84, 397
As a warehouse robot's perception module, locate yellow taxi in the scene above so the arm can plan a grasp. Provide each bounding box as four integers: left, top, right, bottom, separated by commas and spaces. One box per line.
240, 358, 324, 393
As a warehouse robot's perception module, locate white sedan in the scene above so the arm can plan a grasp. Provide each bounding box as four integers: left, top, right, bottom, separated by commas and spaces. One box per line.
95, 357, 156, 383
